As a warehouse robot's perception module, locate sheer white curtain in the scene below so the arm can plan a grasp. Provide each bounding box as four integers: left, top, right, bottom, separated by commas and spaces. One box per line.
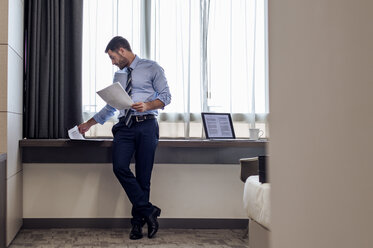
153, 0, 268, 138
205, 0, 268, 132
151, 0, 201, 138
82, 0, 268, 138
82, 0, 141, 136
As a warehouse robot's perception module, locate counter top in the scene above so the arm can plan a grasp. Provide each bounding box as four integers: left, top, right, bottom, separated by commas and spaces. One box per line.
20, 139, 267, 164
20, 138, 267, 147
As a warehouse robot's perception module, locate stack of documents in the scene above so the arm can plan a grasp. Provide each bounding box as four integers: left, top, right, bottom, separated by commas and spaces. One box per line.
96, 82, 134, 110
68, 126, 85, 140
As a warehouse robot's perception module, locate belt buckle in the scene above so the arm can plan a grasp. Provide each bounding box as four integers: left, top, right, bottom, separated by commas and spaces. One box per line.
135, 116, 144, 122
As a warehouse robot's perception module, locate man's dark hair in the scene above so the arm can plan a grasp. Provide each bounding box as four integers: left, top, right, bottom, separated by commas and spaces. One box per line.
105, 36, 132, 53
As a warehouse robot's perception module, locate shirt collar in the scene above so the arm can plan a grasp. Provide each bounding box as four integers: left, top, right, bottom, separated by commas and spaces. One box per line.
128, 55, 140, 71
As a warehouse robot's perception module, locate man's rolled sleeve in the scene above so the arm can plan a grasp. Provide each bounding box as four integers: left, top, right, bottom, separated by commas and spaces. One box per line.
93, 104, 116, 124
156, 87, 171, 107
153, 64, 171, 108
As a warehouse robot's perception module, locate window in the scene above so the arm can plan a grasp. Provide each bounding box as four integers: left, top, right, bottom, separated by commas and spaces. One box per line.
82, 0, 268, 138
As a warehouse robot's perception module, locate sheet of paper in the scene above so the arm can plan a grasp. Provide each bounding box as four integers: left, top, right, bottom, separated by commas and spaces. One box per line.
68, 125, 85, 140
96, 82, 134, 110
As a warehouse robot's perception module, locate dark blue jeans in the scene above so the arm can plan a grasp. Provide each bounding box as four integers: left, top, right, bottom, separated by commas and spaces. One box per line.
112, 118, 159, 225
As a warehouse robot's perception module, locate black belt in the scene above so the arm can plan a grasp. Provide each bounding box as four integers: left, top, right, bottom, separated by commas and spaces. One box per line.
119, 114, 156, 123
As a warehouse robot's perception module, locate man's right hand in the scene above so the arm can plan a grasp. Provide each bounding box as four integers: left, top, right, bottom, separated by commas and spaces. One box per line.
78, 118, 97, 134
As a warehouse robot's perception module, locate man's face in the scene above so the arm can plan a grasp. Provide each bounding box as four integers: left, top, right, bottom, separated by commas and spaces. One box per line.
108, 49, 129, 69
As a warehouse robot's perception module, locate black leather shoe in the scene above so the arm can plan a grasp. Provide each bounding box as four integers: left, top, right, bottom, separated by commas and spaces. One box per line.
129, 224, 143, 240
146, 206, 161, 238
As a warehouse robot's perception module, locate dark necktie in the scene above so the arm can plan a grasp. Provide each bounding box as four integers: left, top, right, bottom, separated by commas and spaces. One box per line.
122, 67, 133, 127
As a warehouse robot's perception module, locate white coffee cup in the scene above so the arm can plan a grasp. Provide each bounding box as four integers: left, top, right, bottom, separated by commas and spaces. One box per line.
249, 128, 264, 140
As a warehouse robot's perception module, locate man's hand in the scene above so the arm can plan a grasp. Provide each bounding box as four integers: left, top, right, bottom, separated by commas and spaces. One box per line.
132, 100, 165, 112
132, 102, 149, 112
78, 118, 97, 134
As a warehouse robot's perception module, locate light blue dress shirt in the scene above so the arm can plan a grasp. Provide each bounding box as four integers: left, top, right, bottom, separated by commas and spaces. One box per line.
93, 55, 171, 125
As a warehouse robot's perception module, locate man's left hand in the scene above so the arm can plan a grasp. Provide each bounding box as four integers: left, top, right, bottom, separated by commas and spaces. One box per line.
132, 102, 149, 112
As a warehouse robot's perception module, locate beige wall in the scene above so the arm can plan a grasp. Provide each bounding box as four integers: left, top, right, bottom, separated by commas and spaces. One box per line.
0, 0, 24, 246
23, 163, 246, 219
269, 1, 373, 248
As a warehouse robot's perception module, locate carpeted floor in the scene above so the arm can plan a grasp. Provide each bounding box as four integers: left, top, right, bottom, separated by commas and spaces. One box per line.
9, 228, 249, 248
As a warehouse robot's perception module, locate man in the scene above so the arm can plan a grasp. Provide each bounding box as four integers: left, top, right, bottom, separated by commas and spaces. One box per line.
78, 36, 171, 240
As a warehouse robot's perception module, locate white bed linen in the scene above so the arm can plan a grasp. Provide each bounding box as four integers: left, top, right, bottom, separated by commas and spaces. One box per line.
243, 175, 271, 229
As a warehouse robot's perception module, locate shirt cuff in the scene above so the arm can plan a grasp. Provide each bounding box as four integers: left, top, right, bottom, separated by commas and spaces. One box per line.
93, 113, 106, 125
93, 104, 116, 124
157, 94, 171, 109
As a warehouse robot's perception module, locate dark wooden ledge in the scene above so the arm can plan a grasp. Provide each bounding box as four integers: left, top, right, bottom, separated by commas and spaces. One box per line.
20, 139, 267, 164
